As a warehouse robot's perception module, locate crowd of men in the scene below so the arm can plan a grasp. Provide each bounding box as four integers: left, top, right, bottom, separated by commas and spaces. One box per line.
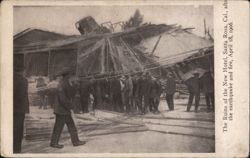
37, 70, 215, 115
76, 72, 163, 115
14, 66, 214, 152
76, 71, 214, 114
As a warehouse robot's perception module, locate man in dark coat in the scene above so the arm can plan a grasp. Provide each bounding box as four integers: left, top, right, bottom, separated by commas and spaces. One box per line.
141, 72, 151, 114
71, 78, 81, 114
80, 79, 90, 113
13, 67, 29, 153
110, 77, 123, 112
50, 68, 85, 148
132, 74, 142, 114
88, 77, 96, 110
103, 78, 111, 110
149, 77, 161, 113
131, 75, 139, 113
185, 72, 201, 112
165, 73, 176, 110
136, 74, 143, 114
200, 71, 214, 112
90, 77, 102, 110
148, 78, 155, 112
99, 78, 108, 109
120, 76, 126, 112
124, 75, 133, 114
154, 77, 162, 113
47, 76, 58, 109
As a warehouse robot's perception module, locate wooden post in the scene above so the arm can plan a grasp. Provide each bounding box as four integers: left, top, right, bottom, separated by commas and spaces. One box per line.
74, 49, 79, 76
100, 40, 106, 74
23, 53, 26, 77
151, 35, 162, 55
204, 18, 207, 36
48, 50, 51, 77
106, 39, 109, 74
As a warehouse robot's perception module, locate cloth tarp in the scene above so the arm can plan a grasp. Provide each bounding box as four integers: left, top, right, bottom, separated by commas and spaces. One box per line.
77, 37, 146, 77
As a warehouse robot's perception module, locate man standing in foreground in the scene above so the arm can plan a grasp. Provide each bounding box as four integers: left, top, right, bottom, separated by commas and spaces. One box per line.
200, 70, 214, 112
186, 72, 200, 112
50, 68, 85, 148
165, 73, 176, 111
14, 67, 30, 153
141, 72, 151, 114
124, 75, 133, 114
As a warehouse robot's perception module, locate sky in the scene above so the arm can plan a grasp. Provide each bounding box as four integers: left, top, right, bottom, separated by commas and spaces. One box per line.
14, 5, 213, 37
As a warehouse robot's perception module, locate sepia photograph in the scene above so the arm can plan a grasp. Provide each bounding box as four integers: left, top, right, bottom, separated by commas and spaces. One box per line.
13, 5, 215, 154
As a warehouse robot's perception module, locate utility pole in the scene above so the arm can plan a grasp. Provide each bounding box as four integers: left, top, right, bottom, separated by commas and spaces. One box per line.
204, 18, 207, 37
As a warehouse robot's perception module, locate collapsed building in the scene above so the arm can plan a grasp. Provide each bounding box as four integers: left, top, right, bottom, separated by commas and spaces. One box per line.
14, 16, 215, 146
14, 16, 214, 83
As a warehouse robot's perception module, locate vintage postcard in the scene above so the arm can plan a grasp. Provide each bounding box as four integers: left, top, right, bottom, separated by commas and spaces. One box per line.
1, 0, 249, 157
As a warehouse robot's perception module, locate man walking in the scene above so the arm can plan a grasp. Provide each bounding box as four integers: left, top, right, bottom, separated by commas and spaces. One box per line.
50, 68, 85, 148
13, 67, 30, 153
136, 74, 143, 114
165, 73, 176, 111
186, 72, 201, 112
154, 76, 162, 113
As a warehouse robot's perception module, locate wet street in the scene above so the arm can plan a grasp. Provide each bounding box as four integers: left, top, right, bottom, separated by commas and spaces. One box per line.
22, 98, 215, 153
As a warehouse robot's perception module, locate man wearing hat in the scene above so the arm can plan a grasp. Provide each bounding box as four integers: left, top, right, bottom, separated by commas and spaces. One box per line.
141, 72, 151, 114
124, 75, 133, 114
149, 76, 162, 113
165, 73, 176, 111
50, 67, 85, 148
110, 76, 123, 112
13, 66, 29, 153
79, 77, 90, 113
185, 71, 201, 112
200, 70, 214, 112
136, 73, 144, 114
120, 75, 126, 112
